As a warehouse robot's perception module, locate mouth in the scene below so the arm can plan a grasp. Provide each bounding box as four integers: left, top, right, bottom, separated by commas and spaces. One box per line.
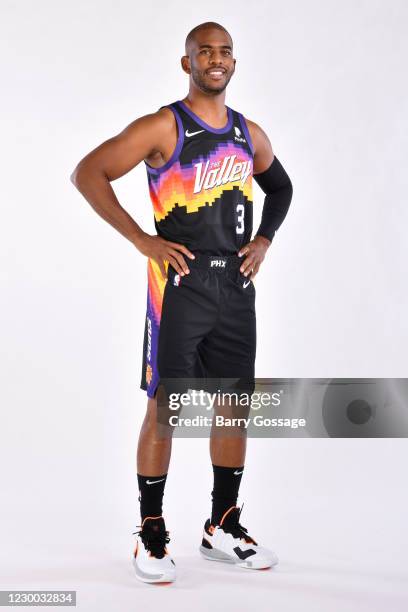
206, 69, 226, 81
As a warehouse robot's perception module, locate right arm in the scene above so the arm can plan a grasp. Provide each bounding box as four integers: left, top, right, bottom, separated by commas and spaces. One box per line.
70, 109, 194, 278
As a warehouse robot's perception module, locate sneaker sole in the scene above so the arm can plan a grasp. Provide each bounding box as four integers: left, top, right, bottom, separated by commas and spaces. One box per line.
132, 557, 176, 584
199, 545, 278, 570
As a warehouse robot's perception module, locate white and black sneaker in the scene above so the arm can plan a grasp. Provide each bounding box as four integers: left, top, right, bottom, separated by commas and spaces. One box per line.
132, 516, 176, 583
199, 504, 279, 570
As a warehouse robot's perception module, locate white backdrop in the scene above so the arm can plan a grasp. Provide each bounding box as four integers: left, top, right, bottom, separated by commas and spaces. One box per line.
1, 1, 407, 610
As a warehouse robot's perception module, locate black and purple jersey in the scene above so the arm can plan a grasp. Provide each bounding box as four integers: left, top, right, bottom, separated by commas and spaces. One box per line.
145, 99, 254, 255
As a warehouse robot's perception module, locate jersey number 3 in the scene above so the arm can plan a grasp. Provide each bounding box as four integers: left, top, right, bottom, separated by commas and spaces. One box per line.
236, 204, 245, 234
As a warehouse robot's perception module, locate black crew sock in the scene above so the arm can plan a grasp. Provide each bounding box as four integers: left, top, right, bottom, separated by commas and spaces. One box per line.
211, 464, 244, 525
137, 473, 167, 522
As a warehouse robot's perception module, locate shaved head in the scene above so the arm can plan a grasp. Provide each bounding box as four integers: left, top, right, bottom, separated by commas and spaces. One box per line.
185, 22, 233, 55
182, 22, 235, 94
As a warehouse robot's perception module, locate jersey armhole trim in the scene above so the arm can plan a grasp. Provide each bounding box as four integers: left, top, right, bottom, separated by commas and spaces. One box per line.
237, 112, 255, 157
145, 104, 184, 176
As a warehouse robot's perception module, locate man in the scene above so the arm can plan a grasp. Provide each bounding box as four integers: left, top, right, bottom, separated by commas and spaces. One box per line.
71, 21, 292, 584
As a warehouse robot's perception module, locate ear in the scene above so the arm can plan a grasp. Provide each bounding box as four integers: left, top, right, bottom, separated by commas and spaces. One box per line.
181, 55, 191, 75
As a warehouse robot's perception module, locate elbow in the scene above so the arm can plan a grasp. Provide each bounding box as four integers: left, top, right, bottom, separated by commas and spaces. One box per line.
70, 159, 107, 190
70, 161, 96, 190
70, 163, 83, 188
70, 169, 78, 187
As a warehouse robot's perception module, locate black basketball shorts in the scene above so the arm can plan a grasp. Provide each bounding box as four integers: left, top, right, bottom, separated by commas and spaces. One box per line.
140, 254, 256, 399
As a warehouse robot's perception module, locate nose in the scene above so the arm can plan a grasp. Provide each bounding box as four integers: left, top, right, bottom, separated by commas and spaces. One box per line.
209, 49, 225, 65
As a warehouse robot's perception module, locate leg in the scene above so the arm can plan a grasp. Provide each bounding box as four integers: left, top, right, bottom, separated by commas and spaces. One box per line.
209, 398, 249, 525
132, 394, 177, 584
136, 394, 175, 522
137, 396, 173, 476
200, 267, 256, 524
209, 401, 247, 467
200, 402, 278, 571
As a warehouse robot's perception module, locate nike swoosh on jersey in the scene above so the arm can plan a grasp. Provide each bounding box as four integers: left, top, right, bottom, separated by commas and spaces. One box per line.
234, 470, 244, 475
146, 478, 166, 485
243, 280, 251, 288
185, 129, 205, 137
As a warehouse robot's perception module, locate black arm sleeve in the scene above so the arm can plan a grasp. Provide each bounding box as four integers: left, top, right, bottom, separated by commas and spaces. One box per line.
253, 156, 293, 242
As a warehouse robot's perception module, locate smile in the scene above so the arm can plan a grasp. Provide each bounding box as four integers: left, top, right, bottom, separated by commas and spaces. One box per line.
207, 70, 226, 79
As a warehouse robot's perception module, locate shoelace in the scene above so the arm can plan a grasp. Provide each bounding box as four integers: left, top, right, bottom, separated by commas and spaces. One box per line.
221, 503, 257, 544
132, 524, 170, 559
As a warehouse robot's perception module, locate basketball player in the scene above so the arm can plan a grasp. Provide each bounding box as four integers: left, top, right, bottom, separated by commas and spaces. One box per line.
70, 22, 293, 584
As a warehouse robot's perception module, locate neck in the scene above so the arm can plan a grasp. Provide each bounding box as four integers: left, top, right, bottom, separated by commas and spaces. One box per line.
182, 85, 227, 126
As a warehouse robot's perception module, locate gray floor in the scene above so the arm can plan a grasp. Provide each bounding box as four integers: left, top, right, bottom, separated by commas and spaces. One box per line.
2, 438, 408, 611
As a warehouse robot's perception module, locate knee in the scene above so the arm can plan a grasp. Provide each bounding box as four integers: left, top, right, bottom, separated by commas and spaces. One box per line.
141, 398, 175, 438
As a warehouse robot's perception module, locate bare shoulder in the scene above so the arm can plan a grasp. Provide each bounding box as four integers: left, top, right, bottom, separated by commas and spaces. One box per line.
72, 105, 179, 181
109, 105, 177, 170
119, 105, 176, 140
148, 105, 176, 130
243, 117, 274, 173
138, 106, 178, 167
244, 118, 272, 150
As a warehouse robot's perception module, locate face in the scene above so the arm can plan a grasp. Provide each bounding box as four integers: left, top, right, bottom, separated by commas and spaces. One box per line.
182, 28, 236, 94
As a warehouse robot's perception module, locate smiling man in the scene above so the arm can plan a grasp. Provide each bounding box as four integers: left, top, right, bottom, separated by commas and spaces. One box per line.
70, 21, 293, 584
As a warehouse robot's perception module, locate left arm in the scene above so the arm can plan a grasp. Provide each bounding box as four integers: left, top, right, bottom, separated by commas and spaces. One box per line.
238, 119, 293, 279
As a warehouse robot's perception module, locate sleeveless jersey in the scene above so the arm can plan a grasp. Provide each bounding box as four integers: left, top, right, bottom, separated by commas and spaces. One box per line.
145, 99, 254, 256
